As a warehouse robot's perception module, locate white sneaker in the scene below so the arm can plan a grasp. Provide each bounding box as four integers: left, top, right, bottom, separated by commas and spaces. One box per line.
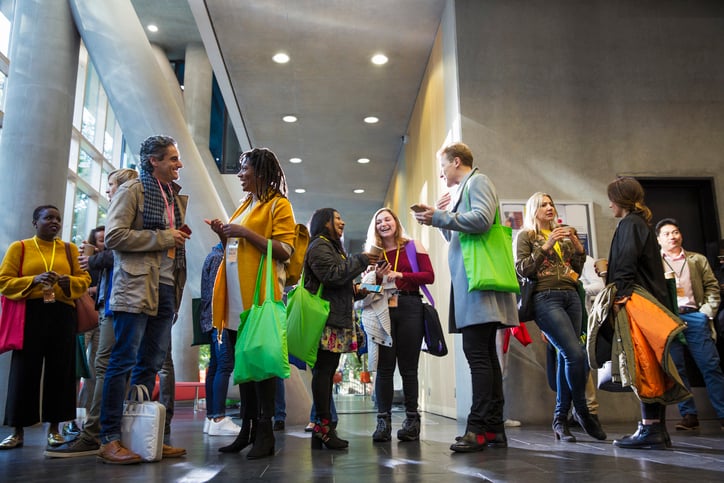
203, 418, 210, 434
208, 417, 242, 436
504, 419, 521, 428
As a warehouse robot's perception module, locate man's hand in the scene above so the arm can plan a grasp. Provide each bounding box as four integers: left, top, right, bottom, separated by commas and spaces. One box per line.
173, 228, 191, 247
413, 204, 435, 226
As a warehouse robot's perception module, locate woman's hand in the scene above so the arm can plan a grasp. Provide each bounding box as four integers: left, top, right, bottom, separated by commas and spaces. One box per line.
57, 275, 71, 297
219, 223, 248, 239
204, 218, 228, 244
33, 271, 59, 287
542, 227, 571, 251
612, 295, 629, 315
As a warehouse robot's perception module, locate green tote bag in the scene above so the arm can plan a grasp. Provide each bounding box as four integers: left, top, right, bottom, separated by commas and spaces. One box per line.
458, 179, 520, 294
286, 270, 330, 368
234, 241, 290, 383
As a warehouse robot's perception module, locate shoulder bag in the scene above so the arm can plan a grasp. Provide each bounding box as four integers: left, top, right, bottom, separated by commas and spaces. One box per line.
120, 384, 166, 461
286, 269, 330, 368
517, 277, 536, 322
0, 241, 26, 354
63, 243, 99, 333
405, 241, 447, 356
234, 240, 291, 383
458, 179, 520, 294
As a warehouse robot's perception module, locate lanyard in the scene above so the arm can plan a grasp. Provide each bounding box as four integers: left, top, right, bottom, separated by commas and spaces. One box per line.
156, 178, 175, 229
663, 253, 686, 279
319, 235, 345, 259
33, 236, 56, 272
383, 246, 400, 271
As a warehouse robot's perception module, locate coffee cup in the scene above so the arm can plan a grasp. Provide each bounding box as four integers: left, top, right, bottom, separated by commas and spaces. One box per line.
83, 244, 95, 257
594, 259, 608, 278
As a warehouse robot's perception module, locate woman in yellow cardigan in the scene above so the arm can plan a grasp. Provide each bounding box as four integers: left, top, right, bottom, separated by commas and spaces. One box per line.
0, 205, 90, 450
206, 148, 296, 459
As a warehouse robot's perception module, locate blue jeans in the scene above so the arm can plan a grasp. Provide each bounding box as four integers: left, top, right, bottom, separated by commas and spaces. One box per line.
534, 289, 588, 417
274, 377, 286, 421
206, 328, 236, 419
671, 312, 724, 418
100, 284, 175, 443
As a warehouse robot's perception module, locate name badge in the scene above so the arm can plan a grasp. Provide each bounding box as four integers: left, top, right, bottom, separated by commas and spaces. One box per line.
228, 239, 239, 263
388, 293, 398, 308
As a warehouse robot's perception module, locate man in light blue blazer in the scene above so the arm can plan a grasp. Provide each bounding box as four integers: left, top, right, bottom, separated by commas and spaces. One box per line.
414, 142, 518, 453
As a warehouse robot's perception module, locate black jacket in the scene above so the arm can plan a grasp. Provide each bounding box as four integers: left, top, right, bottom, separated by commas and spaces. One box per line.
304, 236, 369, 329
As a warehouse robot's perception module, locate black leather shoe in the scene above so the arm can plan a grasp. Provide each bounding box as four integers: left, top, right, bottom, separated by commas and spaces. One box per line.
273, 420, 285, 431
613, 422, 667, 450
450, 431, 486, 453
485, 431, 508, 448
574, 412, 607, 441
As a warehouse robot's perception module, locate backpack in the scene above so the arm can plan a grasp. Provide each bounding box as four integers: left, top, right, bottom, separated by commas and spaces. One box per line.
285, 223, 309, 286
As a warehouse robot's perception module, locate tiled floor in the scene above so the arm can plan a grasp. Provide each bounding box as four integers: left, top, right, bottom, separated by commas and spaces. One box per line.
2, 396, 723, 482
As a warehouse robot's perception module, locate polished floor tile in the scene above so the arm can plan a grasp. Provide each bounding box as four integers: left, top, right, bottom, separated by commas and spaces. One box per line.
1, 396, 723, 482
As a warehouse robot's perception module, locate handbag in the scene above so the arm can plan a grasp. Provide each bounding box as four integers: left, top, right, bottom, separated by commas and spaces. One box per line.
120, 384, 166, 462
234, 240, 291, 384
597, 360, 632, 393
404, 240, 448, 357
286, 269, 330, 368
517, 277, 536, 322
0, 241, 26, 354
63, 243, 99, 333
458, 179, 520, 294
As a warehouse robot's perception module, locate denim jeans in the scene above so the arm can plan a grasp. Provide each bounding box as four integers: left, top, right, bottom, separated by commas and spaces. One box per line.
274, 377, 286, 421
375, 294, 424, 414
100, 284, 175, 443
460, 323, 504, 434
671, 311, 724, 418
206, 328, 236, 419
534, 289, 588, 417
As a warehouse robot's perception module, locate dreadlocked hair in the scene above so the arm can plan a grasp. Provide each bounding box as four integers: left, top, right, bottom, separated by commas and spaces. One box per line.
241, 147, 288, 202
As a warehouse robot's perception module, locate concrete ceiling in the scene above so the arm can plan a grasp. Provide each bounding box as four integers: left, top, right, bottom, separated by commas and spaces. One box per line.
131, 0, 446, 246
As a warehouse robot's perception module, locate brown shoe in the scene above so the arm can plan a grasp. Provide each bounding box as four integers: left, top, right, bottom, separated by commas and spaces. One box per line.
162, 443, 187, 458
675, 414, 699, 431
97, 440, 142, 465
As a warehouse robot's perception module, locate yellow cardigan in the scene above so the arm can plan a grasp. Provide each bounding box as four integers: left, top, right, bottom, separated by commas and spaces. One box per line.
0, 237, 91, 306
211, 194, 296, 332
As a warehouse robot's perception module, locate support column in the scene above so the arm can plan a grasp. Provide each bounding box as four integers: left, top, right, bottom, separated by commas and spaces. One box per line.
0, 0, 79, 418
69, 0, 228, 382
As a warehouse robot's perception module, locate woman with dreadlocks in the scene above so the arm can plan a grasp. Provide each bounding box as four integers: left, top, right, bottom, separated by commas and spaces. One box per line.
206, 148, 297, 459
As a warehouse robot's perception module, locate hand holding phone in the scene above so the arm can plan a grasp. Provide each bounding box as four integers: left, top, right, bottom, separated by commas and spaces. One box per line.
179, 224, 192, 235
376, 260, 388, 267
410, 204, 427, 213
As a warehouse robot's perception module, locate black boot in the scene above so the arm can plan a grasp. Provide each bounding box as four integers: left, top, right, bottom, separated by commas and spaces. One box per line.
574, 411, 607, 440
218, 418, 255, 453
552, 415, 576, 442
397, 412, 421, 442
613, 421, 667, 450
311, 419, 348, 450
247, 419, 275, 459
450, 431, 486, 453
372, 414, 391, 442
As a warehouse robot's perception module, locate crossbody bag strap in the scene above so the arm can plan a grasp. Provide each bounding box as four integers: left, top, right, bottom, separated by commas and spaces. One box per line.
403, 240, 434, 307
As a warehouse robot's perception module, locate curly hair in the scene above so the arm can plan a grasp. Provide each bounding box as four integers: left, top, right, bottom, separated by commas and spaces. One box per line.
240, 147, 288, 202
139, 135, 177, 174
607, 177, 652, 223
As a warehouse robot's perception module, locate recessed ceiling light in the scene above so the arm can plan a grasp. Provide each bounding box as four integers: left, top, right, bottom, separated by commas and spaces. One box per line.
147, 24, 159, 33
371, 53, 388, 65
273, 52, 290, 64
282, 115, 298, 123
364, 116, 379, 124
289, 157, 302, 164
353, 189, 365, 194
295, 188, 306, 194
357, 158, 370, 164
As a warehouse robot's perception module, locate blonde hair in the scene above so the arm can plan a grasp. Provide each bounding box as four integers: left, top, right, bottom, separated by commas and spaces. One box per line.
365, 208, 409, 250
109, 168, 139, 186
523, 192, 559, 232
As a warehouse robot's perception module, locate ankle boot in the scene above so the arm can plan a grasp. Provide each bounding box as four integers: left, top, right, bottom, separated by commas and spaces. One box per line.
311, 419, 348, 450
397, 412, 421, 441
247, 419, 275, 459
613, 421, 667, 450
574, 410, 607, 440
218, 418, 255, 453
552, 415, 576, 442
372, 414, 392, 442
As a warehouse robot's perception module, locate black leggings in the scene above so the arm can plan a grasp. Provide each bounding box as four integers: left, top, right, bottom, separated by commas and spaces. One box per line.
311, 349, 341, 423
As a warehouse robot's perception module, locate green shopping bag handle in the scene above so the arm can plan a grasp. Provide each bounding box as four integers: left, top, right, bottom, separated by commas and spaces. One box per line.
298, 269, 324, 296
463, 177, 502, 227
250, 240, 277, 306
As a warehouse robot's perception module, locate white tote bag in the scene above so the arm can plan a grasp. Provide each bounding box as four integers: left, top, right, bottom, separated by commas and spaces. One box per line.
121, 385, 166, 462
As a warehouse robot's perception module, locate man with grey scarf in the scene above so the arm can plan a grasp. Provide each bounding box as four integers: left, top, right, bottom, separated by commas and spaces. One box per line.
98, 135, 190, 464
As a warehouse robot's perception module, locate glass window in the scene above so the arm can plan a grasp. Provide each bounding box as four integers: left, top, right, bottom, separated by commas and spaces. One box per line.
103, 109, 116, 159
77, 146, 97, 187
0, 11, 10, 57
0, 70, 6, 111
81, 65, 100, 141
72, 188, 91, 246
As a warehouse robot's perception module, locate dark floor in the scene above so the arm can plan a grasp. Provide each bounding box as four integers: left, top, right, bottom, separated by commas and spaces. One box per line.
2, 395, 723, 482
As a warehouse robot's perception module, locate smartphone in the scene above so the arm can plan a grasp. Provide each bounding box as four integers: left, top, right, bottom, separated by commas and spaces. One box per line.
410, 204, 427, 213
376, 260, 388, 267
360, 283, 382, 293
179, 224, 192, 235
